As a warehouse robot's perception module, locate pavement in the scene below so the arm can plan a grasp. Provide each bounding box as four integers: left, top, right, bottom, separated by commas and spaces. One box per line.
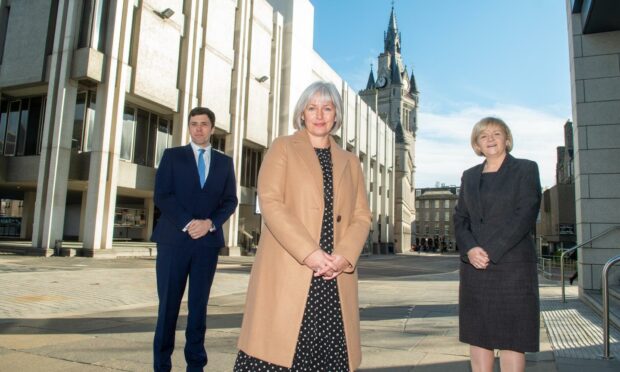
0, 252, 619, 372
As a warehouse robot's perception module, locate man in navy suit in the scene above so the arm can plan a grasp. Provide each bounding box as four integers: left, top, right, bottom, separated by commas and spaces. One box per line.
152, 107, 238, 372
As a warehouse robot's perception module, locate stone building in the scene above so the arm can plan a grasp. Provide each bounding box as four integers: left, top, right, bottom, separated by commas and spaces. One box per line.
413, 186, 458, 252
537, 120, 576, 254
566, 0, 620, 291
360, 6, 418, 254
0, 0, 397, 256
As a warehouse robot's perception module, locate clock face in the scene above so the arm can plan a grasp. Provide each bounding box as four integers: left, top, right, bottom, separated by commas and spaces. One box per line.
376, 76, 387, 88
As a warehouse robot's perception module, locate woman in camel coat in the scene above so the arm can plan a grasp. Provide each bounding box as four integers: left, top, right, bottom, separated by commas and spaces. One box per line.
235, 81, 371, 371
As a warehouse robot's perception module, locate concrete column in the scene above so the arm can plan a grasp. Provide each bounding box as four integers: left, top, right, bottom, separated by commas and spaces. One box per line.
31, 0, 80, 255
142, 197, 154, 241
81, 0, 131, 256
224, 0, 252, 257
20, 191, 36, 240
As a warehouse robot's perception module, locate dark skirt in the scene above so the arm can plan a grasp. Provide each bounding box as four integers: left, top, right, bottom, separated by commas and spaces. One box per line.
459, 261, 540, 352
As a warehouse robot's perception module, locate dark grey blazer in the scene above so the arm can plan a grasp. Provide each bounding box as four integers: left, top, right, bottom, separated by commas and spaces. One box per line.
454, 154, 541, 264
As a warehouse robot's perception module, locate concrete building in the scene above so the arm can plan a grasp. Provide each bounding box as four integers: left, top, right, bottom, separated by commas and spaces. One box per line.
566, 0, 620, 291
413, 186, 458, 253
537, 121, 576, 255
360, 6, 418, 254
0, 0, 397, 256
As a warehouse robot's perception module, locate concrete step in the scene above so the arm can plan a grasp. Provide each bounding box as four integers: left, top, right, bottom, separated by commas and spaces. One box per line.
581, 287, 620, 333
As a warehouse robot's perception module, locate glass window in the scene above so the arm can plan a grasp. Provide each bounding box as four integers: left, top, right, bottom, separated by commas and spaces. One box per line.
445, 211, 450, 222
72, 92, 86, 150
146, 113, 157, 167
155, 118, 171, 167
16, 99, 29, 156
121, 107, 135, 161
435, 212, 439, 222
24, 97, 43, 156
424, 200, 429, 208
78, 0, 108, 52
83, 92, 96, 151
444, 225, 450, 236
444, 200, 450, 208
0, 100, 8, 153
133, 109, 149, 166
4, 100, 21, 156
434, 200, 440, 208
415, 200, 419, 209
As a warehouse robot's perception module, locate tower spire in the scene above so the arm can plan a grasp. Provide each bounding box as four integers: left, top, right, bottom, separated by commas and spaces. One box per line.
384, 3, 401, 55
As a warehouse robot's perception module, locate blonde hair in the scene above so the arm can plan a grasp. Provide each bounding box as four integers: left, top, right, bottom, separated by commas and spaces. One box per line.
292, 81, 343, 133
470, 117, 513, 156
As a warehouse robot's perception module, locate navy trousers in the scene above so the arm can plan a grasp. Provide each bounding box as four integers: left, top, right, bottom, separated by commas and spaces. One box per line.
153, 243, 219, 372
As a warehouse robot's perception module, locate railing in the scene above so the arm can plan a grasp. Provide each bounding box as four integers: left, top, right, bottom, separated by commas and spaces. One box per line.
602, 254, 620, 360
560, 226, 620, 302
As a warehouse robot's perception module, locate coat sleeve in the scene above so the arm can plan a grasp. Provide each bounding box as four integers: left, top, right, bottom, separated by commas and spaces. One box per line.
453, 172, 480, 262
154, 149, 193, 230
486, 161, 541, 263
334, 158, 371, 272
257, 138, 320, 264
209, 156, 239, 230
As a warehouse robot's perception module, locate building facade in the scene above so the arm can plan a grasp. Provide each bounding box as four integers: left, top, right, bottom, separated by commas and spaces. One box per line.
537, 121, 576, 254
0, 0, 397, 256
413, 186, 458, 253
360, 6, 418, 254
566, 0, 620, 291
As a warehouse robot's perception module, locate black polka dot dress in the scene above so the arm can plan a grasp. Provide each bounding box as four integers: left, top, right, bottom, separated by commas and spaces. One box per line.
234, 147, 350, 371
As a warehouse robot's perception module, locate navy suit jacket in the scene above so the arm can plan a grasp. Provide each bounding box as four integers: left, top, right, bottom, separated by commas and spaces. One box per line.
453, 154, 541, 264
151, 144, 238, 248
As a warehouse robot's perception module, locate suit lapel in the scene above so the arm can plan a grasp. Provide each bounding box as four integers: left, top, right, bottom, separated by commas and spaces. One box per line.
470, 162, 483, 218
204, 150, 219, 190
183, 144, 202, 189
292, 130, 324, 199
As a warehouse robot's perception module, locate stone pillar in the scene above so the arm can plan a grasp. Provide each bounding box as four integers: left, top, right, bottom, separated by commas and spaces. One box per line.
31, 0, 80, 256
225, 0, 252, 257
81, 0, 131, 256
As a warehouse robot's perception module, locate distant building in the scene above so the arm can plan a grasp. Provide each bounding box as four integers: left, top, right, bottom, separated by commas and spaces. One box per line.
360, 6, 418, 254
537, 121, 576, 254
413, 186, 458, 252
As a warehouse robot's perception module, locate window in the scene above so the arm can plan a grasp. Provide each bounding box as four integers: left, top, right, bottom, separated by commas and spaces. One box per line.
241, 146, 263, 188
0, 5, 9, 64
72, 91, 97, 152
415, 200, 420, 209
425, 225, 430, 235
424, 212, 429, 221
434, 200, 440, 208
424, 200, 429, 208
78, 0, 109, 51
434, 225, 440, 235
211, 134, 226, 152
444, 225, 450, 237
444, 200, 450, 209
0, 97, 45, 156
120, 105, 172, 167
434, 212, 439, 222
121, 107, 135, 161
445, 211, 450, 222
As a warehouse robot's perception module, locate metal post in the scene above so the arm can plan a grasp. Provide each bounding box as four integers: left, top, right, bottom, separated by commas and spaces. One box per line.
601, 255, 620, 360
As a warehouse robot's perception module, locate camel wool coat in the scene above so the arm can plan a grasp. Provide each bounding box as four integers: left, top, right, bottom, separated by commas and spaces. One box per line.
237, 129, 372, 370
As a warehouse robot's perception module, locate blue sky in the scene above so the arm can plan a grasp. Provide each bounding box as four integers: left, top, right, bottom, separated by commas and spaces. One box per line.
310, 0, 572, 188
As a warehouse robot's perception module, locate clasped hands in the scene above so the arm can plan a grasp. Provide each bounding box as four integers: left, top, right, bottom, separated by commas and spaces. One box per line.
186, 219, 213, 239
303, 249, 351, 280
467, 246, 489, 270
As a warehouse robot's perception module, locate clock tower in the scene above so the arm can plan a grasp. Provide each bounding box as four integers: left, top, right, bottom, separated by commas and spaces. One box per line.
360, 5, 418, 254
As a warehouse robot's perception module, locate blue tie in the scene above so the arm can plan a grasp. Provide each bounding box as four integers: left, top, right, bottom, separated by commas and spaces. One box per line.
198, 148, 206, 187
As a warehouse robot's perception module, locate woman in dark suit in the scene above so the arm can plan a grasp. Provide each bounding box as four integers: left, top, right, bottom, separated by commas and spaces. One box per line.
454, 117, 541, 372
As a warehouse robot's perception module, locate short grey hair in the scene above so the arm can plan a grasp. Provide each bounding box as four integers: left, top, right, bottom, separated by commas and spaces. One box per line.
470, 116, 514, 156
293, 81, 343, 133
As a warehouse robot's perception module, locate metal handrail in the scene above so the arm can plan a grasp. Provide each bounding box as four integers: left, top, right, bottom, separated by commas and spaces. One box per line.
560, 225, 620, 302
602, 254, 620, 359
